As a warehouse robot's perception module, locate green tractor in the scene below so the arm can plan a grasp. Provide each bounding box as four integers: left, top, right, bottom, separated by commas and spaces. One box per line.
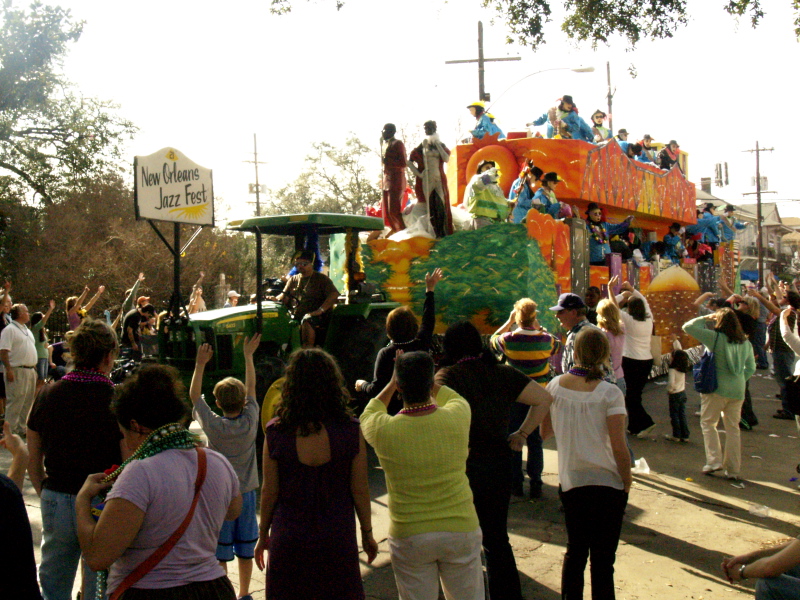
157, 213, 399, 404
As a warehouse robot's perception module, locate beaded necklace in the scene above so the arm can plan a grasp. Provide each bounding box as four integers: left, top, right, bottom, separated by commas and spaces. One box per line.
457, 355, 480, 365
568, 366, 591, 377
62, 368, 114, 387
398, 402, 437, 415
94, 422, 199, 599
587, 220, 608, 245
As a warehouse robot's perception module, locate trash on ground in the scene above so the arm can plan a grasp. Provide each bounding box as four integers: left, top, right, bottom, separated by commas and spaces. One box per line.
631, 458, 650, 474
748, 504, 771, 517
769, 434, 780, 438
730, 482, 746, 489
750, 455, 763, 459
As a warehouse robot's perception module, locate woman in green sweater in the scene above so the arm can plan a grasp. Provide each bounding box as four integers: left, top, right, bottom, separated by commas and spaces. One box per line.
683, 308, 756, 480
360, 351, 483, 600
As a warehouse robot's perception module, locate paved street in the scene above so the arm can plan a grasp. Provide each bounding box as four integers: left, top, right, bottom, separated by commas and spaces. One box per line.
5, 365, 798, 599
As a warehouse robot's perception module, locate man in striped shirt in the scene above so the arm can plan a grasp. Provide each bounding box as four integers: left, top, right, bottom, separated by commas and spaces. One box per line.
491, 298, 560, 498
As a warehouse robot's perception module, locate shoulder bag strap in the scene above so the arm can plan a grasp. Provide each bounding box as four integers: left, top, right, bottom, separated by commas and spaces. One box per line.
110, 447, 207, 600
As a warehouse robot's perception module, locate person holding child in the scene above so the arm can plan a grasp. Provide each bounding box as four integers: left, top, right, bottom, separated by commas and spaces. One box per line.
665, 334, 691, 442
191, 335, 262, 600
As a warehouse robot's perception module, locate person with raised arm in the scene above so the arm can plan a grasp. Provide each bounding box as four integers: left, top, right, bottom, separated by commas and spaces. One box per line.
190, 334, 261, 599
66, 285, 105, 331
361, 351, 484, 600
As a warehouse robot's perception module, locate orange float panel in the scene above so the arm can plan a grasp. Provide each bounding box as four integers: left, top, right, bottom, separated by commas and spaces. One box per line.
464, 143, 518, 198
449, 136, 696, 225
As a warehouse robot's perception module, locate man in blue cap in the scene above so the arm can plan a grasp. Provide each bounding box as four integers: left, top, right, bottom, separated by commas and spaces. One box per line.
550, 292, 606, 375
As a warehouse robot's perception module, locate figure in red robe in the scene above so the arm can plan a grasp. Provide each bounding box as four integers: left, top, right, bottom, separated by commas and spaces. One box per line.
407, 120, 453, 238
381, 123, 406, 233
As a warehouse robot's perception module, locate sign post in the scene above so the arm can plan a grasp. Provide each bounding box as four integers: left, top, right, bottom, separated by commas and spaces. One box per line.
134, 147, 214, 320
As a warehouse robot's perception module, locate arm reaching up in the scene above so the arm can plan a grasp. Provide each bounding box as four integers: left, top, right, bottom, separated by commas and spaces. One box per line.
190, 343, 214, 405
243, 334, 261, 399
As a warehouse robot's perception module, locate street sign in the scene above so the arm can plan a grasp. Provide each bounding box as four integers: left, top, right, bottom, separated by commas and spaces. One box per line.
134, 148, 214, 226
249, 184, 267, 194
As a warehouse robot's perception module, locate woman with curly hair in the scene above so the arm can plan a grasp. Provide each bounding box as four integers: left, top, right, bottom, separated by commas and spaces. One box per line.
255, 348, 377, 600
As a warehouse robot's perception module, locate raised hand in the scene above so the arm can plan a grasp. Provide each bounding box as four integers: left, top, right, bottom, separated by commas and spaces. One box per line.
243, 334, 261, 358
196, 343, 213, 366
425, 268, 444, 292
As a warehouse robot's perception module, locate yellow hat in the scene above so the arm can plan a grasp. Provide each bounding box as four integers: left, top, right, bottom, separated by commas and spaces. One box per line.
466, 101, 486, 109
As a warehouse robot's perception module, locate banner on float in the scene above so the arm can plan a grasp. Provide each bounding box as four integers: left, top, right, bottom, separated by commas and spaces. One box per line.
134, 148, 214, 226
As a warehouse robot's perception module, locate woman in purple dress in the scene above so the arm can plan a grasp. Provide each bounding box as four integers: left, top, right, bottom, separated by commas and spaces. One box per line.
255, 349, 378, 599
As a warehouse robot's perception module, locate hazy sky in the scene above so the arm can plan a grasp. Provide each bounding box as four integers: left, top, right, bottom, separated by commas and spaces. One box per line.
52, 0, 800, 220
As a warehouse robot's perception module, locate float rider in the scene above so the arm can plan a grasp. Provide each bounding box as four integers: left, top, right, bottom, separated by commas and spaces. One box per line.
585, 202, 634, 266
510, 162, 544, 224
464, 160, 510, 229
528, 95, 593, 142
591, 110, 611, 142
533, 172, 566, 219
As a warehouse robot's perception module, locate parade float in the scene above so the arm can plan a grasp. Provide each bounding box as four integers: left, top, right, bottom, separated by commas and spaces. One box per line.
362, 132, 737, 357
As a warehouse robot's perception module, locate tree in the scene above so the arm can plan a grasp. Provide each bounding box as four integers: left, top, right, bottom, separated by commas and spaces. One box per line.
1, 173, 255, 335
269, 0, 784, 48
0, 2, 136, 205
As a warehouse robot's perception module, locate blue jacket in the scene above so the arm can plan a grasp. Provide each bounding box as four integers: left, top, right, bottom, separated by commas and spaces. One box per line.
587, 219, 630, 263
684, 215, 721, 244
720, 217, 747, 241
532, 111, 593, 142
511, 179, 536, 223
534, 188, 561, 219
700, 213, 722, 243
663, 232, 684, 262
471, 115, 505, 140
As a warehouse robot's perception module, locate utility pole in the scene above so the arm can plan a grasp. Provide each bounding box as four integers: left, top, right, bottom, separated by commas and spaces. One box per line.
445, 21, 520, 101
742, 141, 774, 285
606, 61, 615, 134
244, 134, 268, 331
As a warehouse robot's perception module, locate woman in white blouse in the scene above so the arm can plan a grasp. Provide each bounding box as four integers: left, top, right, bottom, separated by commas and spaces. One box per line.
609, 278, 655, 437
542, 327, 631, 600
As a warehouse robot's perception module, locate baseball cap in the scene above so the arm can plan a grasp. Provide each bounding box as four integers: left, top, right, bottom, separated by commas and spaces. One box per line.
136, 296, 151, 306
227, 290, 241, 298
549, 293, 586, 311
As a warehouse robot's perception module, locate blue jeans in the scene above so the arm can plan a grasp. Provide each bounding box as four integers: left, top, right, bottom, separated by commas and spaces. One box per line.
772, 349, 796, 414
756, 564, 800, 599
40, 488, 97, 600
509, 403, 543, 490
668, 391, 689, 439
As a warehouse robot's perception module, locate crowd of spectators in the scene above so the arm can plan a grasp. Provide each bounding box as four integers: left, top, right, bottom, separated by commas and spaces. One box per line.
3, 255, 800, 600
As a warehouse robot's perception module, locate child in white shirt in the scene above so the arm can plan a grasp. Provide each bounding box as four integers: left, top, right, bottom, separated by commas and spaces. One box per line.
665, 335, 692, 442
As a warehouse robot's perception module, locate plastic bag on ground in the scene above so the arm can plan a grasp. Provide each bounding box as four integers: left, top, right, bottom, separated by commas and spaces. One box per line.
632, 457, 650, 474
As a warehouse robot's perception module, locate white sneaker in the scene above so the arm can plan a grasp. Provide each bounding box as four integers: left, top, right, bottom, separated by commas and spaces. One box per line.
703, 463, 723, 475
636, 425, 656, 438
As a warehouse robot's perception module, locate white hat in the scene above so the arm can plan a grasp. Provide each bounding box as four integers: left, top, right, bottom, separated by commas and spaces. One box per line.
227, 290, 241, 298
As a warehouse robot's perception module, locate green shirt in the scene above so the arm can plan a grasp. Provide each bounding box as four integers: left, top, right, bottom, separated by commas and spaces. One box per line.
31, 320, 48, 360
682, 316, 756, 400
360, 386, 479, 538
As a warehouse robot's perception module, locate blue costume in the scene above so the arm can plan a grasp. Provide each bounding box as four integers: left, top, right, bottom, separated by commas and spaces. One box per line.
699, 212, 722, 244
720, 216, 747, 241
586, 219, 631, 264
534, 188, 561, 219
663, 232, 684, 263
510, 178, 536, 224
684, 215, 721, 244
471, 114, 505, 140
532, 110, 593, 142
635, 150, 653, 163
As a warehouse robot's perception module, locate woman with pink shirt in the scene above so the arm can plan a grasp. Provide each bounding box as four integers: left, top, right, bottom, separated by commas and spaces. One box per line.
75, 365, 242, 600
596, 287, 626, 397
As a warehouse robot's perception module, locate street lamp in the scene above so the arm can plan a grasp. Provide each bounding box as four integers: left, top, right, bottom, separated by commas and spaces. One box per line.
485, 66, 595, 114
